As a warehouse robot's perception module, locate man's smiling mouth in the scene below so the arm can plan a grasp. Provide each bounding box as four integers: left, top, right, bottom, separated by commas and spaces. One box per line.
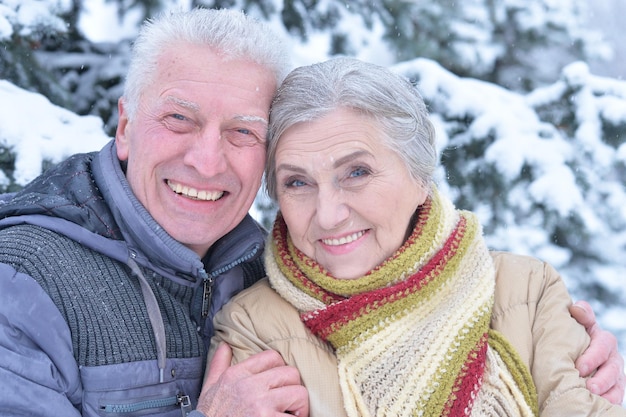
167, 180, 224, 201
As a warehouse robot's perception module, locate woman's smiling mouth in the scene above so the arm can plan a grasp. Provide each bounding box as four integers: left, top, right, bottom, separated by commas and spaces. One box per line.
321, 230, 366, 246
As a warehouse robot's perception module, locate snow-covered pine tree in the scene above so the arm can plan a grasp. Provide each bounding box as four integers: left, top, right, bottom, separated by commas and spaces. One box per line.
393, 0, 607, 90
394, 58, 626, 322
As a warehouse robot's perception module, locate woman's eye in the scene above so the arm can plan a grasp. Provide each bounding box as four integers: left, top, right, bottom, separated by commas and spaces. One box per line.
286, 178, 307, 188
349, 167, 370, 178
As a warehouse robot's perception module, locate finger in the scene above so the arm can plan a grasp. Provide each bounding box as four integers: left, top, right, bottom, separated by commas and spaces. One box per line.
609, 370, 626, 405
205, 342, 233, 385
569, 300, 596, 331
586, 356, 620, 393
592, 382, 625, 406
223, 384, 309, 417
585, 351, 625, 403
255, 364, 303, 390
575, 328, 616, 377
270, 384, 310, 417
238, 349, 287, 375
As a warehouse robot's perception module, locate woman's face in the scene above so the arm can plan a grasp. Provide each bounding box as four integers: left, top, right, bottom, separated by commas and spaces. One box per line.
274, 108, 429, 279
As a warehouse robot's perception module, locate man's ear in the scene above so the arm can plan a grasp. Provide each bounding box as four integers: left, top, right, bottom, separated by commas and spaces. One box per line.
115, 97, 130, 161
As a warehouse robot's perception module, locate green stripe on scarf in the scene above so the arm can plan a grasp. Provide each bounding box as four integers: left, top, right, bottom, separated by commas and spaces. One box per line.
489, 329, 539, 415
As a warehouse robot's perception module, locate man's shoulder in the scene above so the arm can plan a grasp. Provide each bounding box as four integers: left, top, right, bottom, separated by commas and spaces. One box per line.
0, 146, 121, 240
0, 223, 124, 287
0, 223, 70, 253
0, 222, 91, 249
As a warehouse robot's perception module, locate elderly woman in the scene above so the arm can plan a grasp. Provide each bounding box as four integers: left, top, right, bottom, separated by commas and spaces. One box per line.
208, 57, 625, 416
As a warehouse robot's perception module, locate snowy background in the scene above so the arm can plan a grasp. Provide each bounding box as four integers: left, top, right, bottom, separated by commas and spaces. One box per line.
1, 0, 625, 389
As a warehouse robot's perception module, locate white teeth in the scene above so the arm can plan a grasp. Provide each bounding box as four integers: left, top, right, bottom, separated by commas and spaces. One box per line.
167, 180, 224, 201
322, 230, 365, 246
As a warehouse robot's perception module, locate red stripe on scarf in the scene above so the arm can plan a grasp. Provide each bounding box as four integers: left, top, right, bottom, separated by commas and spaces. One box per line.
303, 215, 468, 343
443, 333, 489, 417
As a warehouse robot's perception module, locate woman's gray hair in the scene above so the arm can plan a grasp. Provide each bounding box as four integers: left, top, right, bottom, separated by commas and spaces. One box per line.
122, 8, 291, 118
265, 57, 437, 200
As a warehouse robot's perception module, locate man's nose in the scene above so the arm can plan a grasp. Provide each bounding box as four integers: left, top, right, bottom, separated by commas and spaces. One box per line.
184, 126, 228, 176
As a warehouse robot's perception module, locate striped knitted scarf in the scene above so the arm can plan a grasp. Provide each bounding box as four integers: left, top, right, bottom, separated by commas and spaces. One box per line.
266, 187, 538, 417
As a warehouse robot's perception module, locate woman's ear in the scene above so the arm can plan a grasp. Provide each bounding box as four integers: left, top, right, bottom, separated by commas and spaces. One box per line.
416, 181, 430, 207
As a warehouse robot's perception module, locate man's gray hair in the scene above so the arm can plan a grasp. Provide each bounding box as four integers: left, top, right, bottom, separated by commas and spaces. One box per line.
265, 57, 437, 200
123, 8, 291, 118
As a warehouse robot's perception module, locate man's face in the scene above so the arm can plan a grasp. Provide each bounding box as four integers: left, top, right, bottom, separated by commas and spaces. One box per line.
115, 43, 276, 257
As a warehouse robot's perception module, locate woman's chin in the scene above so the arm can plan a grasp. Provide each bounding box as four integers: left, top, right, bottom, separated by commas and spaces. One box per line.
327, 265, 371, 280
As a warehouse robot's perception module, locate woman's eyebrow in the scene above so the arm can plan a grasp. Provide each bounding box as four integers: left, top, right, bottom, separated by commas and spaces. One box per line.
276, 163, 306, 174
276, 150, 372, 174
333, 150, 371, 168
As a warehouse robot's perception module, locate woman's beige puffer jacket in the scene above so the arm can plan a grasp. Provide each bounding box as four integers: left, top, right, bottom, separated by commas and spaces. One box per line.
209, 251, 626, 416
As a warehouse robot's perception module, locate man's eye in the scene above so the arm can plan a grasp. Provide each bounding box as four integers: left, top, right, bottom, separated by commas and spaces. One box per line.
162, 113, 195, 133
223, 129, 263, 147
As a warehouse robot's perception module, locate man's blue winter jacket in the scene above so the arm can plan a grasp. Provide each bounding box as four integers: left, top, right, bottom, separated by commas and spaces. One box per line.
0, 141, 267, 416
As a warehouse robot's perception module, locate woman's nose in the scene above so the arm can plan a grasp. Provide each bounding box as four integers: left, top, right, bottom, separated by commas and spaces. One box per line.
315, 185, 350, 230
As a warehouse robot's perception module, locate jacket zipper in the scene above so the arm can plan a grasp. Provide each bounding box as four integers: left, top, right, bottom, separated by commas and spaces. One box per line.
201, 273, 214, 319
103, 393, 191, 415
200, 241, 261, 318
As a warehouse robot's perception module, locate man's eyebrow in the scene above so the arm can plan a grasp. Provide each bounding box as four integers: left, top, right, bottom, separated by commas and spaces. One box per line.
164, 96, 200, 112
162, 97, 267, 126
233, 114, 269, 126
